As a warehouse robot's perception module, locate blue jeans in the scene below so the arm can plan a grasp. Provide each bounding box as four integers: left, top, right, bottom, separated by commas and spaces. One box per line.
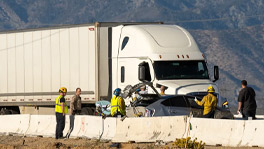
65, 115, 75, 138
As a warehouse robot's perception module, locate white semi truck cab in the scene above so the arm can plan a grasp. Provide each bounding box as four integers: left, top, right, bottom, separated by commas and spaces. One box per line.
111, 24, 219, 99
0, 22, 219, 114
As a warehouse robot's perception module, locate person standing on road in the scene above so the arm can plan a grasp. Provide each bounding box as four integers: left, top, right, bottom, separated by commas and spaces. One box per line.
65, 88, 82, 138
111, 88, 126, 117
195, 86, 218, 118
55, 87, 68, 139
237, 80, 257, 120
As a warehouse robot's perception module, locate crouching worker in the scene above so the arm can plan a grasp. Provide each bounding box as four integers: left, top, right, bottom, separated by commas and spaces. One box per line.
195, 86, 218, 118
111, 88, 126, 117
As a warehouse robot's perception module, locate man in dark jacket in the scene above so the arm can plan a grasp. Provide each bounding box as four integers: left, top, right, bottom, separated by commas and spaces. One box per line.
237, 80, 257, 120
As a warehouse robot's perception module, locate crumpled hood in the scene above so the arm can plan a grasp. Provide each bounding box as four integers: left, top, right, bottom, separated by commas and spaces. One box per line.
156, 79, 218, 95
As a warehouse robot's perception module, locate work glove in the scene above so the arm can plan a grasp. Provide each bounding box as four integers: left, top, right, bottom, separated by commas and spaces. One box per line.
194, 97, 198, 102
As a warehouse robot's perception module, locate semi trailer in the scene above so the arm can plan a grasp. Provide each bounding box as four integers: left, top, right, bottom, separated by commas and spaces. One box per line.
0, 22, 219, 115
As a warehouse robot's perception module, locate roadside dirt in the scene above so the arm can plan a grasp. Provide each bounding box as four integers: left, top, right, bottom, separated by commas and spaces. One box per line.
0, 135, 261, 149
0, 135, 161, 149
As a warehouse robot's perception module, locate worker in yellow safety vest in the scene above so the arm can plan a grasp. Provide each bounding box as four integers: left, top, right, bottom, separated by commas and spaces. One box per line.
55, 87, 68, 139
111, 88, 126, 117
195, 86, 218, 118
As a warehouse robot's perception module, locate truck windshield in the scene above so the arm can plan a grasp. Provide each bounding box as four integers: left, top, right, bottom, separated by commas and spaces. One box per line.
154, 61, 209, 80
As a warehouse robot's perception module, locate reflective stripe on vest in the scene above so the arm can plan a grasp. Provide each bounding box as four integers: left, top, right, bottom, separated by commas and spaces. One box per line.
55, 95, 68, 113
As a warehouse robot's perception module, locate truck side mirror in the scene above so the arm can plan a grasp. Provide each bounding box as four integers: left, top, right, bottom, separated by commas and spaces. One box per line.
138, 62, 146, 81
213, 66, 219, 82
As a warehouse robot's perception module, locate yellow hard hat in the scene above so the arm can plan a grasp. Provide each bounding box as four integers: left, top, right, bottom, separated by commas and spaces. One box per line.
59, 87, 67, 93
207, 86, 215, 93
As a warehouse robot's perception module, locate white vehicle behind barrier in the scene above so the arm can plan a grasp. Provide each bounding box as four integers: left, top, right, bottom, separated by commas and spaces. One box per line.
0, 22, 219, 115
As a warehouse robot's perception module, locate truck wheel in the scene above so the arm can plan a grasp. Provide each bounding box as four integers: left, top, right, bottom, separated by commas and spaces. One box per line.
9, 106, 20, 114
0, 107, 20, 115
80, 107, 94, 115
0, 109, 12, 115
10, 110, 19, 114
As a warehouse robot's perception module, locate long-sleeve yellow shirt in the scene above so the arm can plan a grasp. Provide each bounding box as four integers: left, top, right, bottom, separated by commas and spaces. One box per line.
196, 93, 218, 115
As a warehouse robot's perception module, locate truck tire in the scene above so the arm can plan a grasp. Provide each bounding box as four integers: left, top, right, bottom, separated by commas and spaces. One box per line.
80, 107, 95, 115
9, 106, 20, 114
10, 110, 20, 114
0, 107, 20, 115
0, 109, 12, 115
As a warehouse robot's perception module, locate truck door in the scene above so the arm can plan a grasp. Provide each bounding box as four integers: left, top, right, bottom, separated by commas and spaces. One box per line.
111, 25, 124, 92
117, 59, 154, 91
114, 26, 155, 91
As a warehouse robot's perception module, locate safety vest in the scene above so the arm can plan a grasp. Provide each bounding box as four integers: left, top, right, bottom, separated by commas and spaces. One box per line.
55, 95, 68, 114
110, 95, 125, 116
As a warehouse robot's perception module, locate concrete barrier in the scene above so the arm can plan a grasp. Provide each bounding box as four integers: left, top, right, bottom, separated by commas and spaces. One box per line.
157, 116, 188, 142
240, 120, 264, 147
64, 115, 81, 138
26, 115, 56, 137
100, 117, 117, 140
112, 116, 264, 147
0, 114, 30, 135
23, 115, 110, 139
188, 118, 245, 147
83, 116, 103, 139
65, 116, 116, 140
24, 115, 105, 139
67, 115, 103, 139
112, 116, 187, 142
1, 114, 264, 147
0, 114, 105, 139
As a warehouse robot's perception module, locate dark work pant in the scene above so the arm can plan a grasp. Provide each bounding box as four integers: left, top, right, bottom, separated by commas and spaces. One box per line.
66, 115, 75, 138
203, 110, 215, 118
55, 112, 65, 139
242, 110, 256, 120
